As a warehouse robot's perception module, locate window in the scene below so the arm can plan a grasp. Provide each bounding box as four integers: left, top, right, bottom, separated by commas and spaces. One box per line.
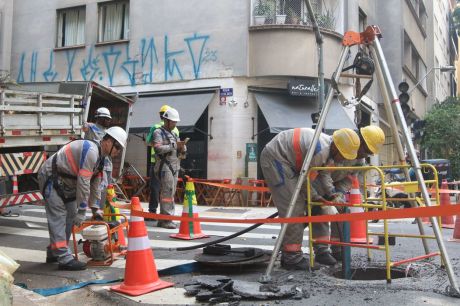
358, 8, 367, 32
98, 1, 129, 42
56, 6, 85, 47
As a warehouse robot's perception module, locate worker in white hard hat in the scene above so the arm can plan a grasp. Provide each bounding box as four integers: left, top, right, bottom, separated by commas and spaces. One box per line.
38, 126, 127, 271
145, 105, 179, 221
312, 125, 385, 265
83, 107, 114, 208
152, 107, 186, 229
260, 127, 360, 270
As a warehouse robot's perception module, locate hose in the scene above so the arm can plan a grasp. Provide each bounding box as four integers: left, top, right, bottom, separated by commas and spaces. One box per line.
167, 212, 279, 252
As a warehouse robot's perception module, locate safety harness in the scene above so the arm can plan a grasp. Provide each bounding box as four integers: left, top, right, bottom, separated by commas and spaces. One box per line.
157, 127, 178, 176
45, 140, 104, 203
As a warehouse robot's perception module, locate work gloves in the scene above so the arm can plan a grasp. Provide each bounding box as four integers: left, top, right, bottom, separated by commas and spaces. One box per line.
91, 207, 104, 221
326, 192, 346, 204
74, 210, 87, 227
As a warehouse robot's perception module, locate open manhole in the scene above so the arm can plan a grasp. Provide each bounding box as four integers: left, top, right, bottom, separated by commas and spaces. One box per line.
333, 267, 414, 280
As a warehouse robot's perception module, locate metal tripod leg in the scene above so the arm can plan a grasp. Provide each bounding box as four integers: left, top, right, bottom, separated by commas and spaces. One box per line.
259, 46, 351, 283
369, 45, 431, 256
370, 38, 460, 295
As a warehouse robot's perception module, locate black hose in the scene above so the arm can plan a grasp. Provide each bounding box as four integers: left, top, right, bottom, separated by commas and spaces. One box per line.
169, 212, 279, 251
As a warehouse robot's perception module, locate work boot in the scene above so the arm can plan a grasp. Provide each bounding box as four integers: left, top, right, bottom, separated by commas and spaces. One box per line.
58, 259, 87, 271
315, 252, 337, 266
158, 221, 177, 229
332, 252, 342, 262
46, 256, 58, 263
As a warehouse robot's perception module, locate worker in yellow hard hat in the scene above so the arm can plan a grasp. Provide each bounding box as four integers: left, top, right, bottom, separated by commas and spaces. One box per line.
145, 105, 179, 221
312, 125, 385, 266
260, 127, 360, 270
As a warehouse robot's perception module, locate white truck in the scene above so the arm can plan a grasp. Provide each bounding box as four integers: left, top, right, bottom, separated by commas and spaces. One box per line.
0, 81, 133, 209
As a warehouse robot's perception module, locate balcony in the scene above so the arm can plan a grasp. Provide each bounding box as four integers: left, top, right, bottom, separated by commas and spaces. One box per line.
249, 0, 343, 78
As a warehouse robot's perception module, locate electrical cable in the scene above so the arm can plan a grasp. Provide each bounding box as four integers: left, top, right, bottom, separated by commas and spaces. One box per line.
167, 212, 279, 251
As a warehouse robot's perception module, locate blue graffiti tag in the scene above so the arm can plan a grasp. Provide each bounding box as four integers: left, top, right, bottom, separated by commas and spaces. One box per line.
65, 50, 77, 81
43, 51, 58, 81
30, 51, 38, 82
164, 35, 184, 81
16, 53, 26, 83
80, 47, 101, 81
140, 38, 158, 84
184, 33, 209, 79
102, 46, 122, 86
120, 45, 138, 86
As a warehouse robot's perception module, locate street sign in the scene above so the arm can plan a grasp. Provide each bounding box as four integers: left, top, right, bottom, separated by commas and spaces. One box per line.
220, 88, 233, 97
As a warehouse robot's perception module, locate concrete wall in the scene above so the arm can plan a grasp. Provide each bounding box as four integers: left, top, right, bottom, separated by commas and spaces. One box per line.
9, 0, 249, 86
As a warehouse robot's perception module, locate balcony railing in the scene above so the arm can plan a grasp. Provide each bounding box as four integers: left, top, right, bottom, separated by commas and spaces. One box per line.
251, 0, 339, 32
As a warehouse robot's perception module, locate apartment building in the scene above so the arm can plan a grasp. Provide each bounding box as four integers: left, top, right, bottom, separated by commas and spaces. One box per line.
0, 0, 455, 178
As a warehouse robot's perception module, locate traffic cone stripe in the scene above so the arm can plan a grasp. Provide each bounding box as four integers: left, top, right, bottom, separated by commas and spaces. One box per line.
350, 189, 360, 195
130, 216, 144, 222
127, 236, 151, 251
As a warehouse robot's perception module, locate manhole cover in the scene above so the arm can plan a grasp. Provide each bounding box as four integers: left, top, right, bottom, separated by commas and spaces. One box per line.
332, 267, 413, 280
195, 247, 270, 267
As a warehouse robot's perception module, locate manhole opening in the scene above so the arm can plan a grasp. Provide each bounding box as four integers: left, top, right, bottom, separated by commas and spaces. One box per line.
333, 267, 413, 280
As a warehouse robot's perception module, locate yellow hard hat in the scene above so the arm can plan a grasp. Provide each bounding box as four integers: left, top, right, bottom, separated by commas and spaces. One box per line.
360, 125, 385, 154
332, 128, 360, 160
159, 104, 170, 113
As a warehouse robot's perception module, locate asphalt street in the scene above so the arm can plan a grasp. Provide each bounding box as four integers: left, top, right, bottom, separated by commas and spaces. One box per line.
1, 203, 460, 305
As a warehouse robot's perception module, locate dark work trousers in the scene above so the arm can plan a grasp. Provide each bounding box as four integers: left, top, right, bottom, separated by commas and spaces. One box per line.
149, 163, 160, 213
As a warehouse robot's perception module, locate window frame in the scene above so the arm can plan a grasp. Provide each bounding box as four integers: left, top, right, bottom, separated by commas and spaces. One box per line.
97, 0, 130, 44
55, 5, 86, 48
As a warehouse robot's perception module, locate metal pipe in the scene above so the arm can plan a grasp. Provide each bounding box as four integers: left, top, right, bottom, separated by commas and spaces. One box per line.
371, 38, 460, 295
260, 45, 350, 283
369, 43, 431, 256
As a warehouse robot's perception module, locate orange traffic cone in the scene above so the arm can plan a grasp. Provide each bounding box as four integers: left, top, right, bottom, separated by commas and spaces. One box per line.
439, 180, 455, 229
170, 177, 209, 240
111, 197, 173, 296
449, 214, 460, 242
348, 175, 368, 244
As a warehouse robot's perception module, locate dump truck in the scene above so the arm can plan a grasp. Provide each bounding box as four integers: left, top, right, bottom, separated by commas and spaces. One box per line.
0, 81, 133, 209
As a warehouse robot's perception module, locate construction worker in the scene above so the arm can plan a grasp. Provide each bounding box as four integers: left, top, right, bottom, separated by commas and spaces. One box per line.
38, 127, 128, 270
83, 107, 113, 208
152, 108, 186, 229
146, 105, 179, 219
312, 125, 385, 265
260, 127, 360, 270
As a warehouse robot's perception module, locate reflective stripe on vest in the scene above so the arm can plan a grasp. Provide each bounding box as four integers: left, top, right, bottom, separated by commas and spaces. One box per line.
293, 128, 302, 172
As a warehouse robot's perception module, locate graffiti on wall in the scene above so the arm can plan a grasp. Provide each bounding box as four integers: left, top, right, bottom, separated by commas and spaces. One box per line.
16, 33, 218, 86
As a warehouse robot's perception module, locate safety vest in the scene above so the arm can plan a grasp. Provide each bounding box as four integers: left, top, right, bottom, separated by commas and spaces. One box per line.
147, 121, 179, 163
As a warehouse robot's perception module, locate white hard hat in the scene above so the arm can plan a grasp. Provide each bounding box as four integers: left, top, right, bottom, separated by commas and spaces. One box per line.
163, 107, 180, 122
105, 126, 127, 148
95, 107, 112, 119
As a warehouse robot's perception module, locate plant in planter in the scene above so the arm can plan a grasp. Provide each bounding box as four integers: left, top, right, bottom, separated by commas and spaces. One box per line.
286, 7, 300, 24
276, 0, 287, 24
254, 0, 269, 25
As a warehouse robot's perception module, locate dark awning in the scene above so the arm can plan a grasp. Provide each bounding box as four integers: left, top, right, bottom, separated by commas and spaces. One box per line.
254, 92, 356, 133
130, 92, 215, 133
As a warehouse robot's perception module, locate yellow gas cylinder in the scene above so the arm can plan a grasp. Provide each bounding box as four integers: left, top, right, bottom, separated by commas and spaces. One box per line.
103, 184, 120, 222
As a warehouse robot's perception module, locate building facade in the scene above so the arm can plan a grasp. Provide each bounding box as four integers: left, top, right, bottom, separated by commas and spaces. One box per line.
1, 0, 455, 179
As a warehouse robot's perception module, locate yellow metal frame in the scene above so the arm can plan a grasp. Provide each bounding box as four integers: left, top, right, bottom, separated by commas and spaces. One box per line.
306, 164, 441, 283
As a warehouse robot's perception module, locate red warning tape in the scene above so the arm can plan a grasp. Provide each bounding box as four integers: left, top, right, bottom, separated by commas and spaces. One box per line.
195, 181, 270, 192
131, 203, 460, 224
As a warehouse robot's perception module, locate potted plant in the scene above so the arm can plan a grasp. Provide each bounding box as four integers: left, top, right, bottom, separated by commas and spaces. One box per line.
276, 0, 287, 24
253, 0, 269, 25
286, 7, 300, 24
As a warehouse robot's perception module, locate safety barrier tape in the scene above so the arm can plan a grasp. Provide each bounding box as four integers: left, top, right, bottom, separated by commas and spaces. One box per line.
196, 181, 269, 192
366, 184, 460, 194
132, 203, 460, 224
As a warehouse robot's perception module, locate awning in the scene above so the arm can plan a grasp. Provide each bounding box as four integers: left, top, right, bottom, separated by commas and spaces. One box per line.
130, 92, 215, 133
254, 92, 356, 133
